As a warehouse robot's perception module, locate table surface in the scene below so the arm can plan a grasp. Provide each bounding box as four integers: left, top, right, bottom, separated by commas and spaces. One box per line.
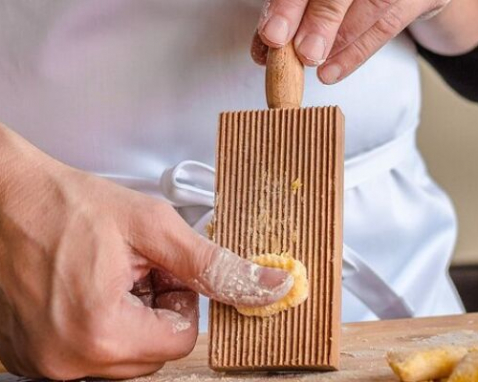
1, 313, 477, 381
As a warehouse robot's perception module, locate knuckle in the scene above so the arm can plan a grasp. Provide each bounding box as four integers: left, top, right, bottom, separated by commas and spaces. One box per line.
85, 332, 107, 358
198, 240, 221, 269
350, 39, 372, 66
31, 327, 113, 378
138, 200, 177, 231
34, 353, 77, 380
367, 0, 396, 11
82, 320, 117, 364
189, 239, 219, 282
63, 312, 116, 365
334, 26, 351, 48
306, 0, 347, 29
273, 0, 308, 11
376, 9, 403, 37
85, 336, 116, 364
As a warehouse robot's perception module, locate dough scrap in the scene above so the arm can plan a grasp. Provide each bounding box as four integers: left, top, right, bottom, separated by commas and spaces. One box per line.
448, 350, 478, 382
236, 253, 309, 317
387, 346, 468, 382
291, 178, 303, 195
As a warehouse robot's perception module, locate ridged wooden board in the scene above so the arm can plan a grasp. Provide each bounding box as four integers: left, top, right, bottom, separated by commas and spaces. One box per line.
208, 106, 344, 372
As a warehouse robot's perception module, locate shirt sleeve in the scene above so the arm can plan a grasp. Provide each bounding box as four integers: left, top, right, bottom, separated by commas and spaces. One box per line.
416, 42, 478, 103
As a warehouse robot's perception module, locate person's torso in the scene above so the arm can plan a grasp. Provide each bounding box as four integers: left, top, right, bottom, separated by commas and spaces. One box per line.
0, 0, 421, 184
1, 0, 464, 327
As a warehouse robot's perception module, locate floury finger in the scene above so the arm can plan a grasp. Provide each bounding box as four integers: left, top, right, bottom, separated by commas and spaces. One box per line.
191, 248, 294, 308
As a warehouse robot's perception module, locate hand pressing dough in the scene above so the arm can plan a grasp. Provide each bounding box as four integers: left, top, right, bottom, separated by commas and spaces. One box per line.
387, 346, 468, 382
448, 351, 478, 382
235, 253, 309, 317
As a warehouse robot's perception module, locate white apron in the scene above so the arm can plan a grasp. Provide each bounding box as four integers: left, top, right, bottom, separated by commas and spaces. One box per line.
0, 0, 464, 332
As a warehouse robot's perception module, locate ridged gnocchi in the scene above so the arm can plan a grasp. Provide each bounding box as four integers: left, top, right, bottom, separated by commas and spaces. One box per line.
448, 351, 478, 382
387, 346, 468, 382
236, 253, 309, 317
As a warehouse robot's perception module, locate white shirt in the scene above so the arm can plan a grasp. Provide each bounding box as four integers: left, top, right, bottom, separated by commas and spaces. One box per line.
0, 0, 464, 331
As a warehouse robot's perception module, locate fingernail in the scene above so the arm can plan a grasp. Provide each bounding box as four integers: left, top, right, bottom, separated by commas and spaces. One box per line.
261, 15, 289, 46
244, 264, 294, 305
194, 248, 294, 307
255, 266, 294, 303
296, 34, 327, 66
257, 267, 293, 295
320, 64, 342, 84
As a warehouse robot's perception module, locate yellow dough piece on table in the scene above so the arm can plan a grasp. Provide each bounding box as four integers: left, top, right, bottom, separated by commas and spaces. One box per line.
235, 253, 309, 317
387, 346, 468, 382
448, 351, 478, 382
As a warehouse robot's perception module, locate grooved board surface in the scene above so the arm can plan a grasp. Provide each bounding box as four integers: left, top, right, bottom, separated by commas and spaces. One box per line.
208, 106, 344, 371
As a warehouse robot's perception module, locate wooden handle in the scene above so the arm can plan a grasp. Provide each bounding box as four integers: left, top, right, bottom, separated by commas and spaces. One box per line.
266, 42, 304, 109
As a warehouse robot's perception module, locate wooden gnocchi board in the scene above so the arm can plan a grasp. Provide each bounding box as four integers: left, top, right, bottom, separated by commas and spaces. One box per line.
1, 313, 477, 381
209, 106, 344, 371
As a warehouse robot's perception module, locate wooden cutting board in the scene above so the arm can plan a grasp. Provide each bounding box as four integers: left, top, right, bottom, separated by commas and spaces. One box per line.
1, 313, 477, 381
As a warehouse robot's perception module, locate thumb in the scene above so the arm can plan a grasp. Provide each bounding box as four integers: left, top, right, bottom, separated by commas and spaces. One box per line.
130, 201, 293, 307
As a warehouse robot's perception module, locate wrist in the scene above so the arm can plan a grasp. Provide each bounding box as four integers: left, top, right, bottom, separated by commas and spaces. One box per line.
0, 123, 58, 205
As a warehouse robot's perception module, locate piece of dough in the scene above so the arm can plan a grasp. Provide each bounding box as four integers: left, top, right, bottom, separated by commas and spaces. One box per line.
387, 346, 468, 382
235, 253, 309, 317
448, 351, 478, 382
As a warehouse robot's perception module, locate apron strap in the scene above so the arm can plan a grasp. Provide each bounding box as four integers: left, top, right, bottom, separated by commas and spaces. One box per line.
159, 160, 215, 208
342, 245, 413, 318
158, 129, 417, 320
